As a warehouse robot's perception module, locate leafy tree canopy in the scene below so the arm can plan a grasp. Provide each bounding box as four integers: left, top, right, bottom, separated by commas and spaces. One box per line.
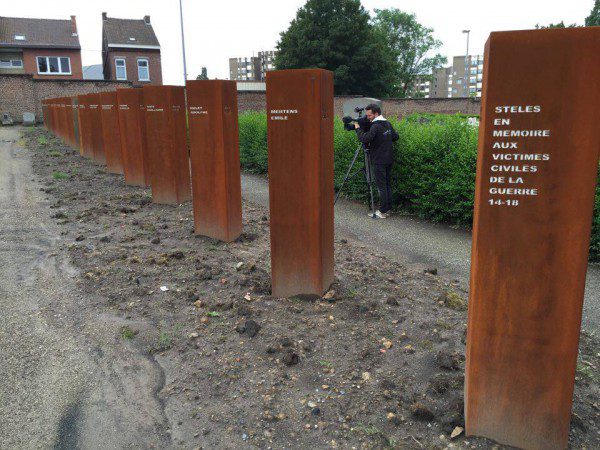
274, 0, 395, 97
196, 67, 208, 80
372, 8, 446, 97
535, 21, 579, 29
586, 0, 600, 26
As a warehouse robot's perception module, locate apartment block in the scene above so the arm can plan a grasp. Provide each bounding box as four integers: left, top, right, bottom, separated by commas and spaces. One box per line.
229, 50, 277, 81
430, 55, 484, 98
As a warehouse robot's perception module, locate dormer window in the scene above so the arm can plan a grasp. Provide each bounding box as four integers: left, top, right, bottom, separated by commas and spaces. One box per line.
129, 37, 136, 41
14, 35, 25, 41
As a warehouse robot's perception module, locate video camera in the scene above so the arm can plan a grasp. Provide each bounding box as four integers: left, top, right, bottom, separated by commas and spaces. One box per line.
342, 108, 371, 132
341, 97, 382, 132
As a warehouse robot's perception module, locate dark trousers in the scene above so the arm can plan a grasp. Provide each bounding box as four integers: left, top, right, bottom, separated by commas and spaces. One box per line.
373, 163, 393, 213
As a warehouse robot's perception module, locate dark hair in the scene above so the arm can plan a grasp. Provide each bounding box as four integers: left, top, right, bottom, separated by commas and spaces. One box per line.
365, 103, 381, 115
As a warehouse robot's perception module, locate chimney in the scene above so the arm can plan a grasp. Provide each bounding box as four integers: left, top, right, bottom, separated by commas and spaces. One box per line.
144, 15, 151, 25
70, 16, 78, 36
102, 12, 108, 21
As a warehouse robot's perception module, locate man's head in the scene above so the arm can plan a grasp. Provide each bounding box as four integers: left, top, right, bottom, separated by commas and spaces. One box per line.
365, 104, 381, 122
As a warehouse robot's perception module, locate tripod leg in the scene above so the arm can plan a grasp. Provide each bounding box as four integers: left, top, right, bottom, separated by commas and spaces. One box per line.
334, 145, 363, 205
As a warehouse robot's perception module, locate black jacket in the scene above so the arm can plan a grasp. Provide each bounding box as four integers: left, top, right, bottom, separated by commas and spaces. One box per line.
355, 119, 399, 165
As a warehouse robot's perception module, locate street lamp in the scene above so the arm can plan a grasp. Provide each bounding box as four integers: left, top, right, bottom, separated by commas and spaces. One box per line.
462, 30, 470, 97
179, 0, 188, 84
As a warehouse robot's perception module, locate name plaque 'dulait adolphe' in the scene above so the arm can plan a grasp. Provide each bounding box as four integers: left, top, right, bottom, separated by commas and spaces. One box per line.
266, 69, 334, 298
187, 80, 243, 242
466, 28, 600, 450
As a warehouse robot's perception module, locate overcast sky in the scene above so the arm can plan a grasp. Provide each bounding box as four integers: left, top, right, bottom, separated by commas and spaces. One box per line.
2, 0, 594, 84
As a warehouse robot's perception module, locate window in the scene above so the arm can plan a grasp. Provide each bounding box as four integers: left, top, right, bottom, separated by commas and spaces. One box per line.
137, 58, 150, 81
14, 34, 25, 41
36, 56, 71, 75
0, 59, 23, 69
115, 58, 127, 80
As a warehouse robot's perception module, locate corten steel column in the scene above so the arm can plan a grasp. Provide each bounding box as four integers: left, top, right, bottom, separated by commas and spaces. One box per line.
77, 94, 93, 158
51, 99, 60, 138
58, 99, 67, 141
100, 91, 124, 174
88, 93, 106, 165
186, 80, 243, 242
466, 28, 600, 450
266, 69, 334, 298
64, 97, 76, 148
117, 88, 150, 187
71, 97, 80, 152
143, 85, 191, 205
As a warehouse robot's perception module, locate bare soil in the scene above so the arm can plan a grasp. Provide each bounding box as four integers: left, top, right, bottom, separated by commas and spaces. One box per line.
23, 128, 600, 449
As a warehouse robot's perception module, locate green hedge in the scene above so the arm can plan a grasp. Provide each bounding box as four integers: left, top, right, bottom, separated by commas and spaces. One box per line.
238, 112, 600, 262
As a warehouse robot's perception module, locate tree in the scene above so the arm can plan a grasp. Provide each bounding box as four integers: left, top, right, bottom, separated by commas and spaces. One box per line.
586, 0, 600, 26
371, 9, 446, 97
196, 67, 208, 80
274, 0, 395, 97
535, 21, 578, 29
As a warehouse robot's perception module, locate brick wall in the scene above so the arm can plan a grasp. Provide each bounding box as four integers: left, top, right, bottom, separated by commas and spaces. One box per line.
104, 49, 162, 86
237, 92, 267, 113
0, 74, 132, 122
239, 92, 481, 118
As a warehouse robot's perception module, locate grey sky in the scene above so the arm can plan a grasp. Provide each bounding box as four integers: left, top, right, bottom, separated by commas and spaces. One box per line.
2, 0, 594, 85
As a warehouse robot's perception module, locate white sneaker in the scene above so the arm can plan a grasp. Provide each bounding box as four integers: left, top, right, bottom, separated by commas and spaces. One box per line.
367, 210, 387, 219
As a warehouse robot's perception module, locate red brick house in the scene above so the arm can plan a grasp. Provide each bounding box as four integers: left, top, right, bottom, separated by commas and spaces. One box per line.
0, 15, 83, 79
101, 13, 162, 86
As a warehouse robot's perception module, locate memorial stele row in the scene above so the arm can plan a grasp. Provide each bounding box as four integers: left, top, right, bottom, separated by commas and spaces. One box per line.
41, 27, 600, 449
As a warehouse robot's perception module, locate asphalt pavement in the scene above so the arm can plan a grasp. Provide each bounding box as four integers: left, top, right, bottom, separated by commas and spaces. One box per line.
241, 173, 600, 334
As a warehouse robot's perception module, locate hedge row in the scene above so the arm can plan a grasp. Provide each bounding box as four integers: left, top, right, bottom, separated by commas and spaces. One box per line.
238, 112, 600, 262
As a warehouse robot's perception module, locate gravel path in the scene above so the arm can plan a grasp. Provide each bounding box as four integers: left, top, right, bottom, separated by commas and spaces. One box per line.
241, 173, 600, 334
0, 127, 170, 449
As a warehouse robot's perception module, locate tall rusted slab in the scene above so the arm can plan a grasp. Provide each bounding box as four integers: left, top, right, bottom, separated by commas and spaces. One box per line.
77, 94, 93, 158
143, 85, 191, 205
71, 97, 80, 151
466, 28, 600, 450
64, 97, 76, 148
100, 91, 124, 174
42, 99, 51, 131
87, 93, 106, 165
266, 69, 334, 298
186, 80, 243, 242
117, 88, 150, 187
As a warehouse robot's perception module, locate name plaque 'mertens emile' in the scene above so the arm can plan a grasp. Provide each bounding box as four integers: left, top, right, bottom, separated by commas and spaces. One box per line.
466, 28, 600, 449
266, 69, 334, 298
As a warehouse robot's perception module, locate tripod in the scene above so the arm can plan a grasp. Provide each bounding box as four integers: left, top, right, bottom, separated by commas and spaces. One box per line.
334, 143, 377, 218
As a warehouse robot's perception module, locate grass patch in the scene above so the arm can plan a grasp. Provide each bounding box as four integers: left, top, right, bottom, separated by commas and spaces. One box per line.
52, 171, 69, 180
156, 332, 173, 351
38, 136, 48, 146
48, 150, 61, 157
120, 326, 136, 340
438, 290, 468, 311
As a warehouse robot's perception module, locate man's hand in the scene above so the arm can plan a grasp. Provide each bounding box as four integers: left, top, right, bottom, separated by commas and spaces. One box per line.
354, 123, 360, 129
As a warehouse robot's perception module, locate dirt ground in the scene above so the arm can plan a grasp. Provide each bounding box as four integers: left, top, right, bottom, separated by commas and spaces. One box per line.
19, 127, 600, 449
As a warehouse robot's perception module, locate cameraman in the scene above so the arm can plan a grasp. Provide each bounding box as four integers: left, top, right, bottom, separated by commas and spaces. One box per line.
354, 104, 399, 219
